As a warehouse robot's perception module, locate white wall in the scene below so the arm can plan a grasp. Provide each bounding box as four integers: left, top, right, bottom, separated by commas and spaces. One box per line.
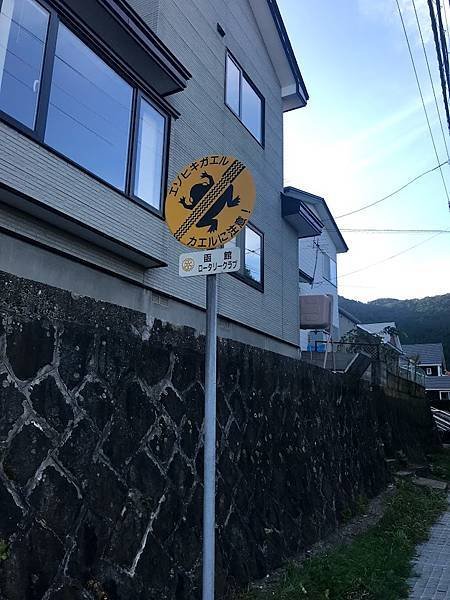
298, 207, 340, 350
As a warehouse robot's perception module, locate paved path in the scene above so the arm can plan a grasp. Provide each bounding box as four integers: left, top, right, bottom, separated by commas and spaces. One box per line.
409, 494, 450, 600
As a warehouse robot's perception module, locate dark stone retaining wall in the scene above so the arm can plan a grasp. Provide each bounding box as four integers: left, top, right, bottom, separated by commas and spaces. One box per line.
0, 271, 439, 599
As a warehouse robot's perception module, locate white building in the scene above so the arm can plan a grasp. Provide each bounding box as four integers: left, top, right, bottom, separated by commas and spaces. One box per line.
282, 188, 348, 351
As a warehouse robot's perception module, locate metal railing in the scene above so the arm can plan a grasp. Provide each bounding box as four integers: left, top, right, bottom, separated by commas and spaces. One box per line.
305, 340, 426, 386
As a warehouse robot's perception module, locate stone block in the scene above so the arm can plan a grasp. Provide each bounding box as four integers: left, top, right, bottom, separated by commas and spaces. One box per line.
77, 381, 114, 431
102, 381, 156, 471
6, 320, 54, 380
58, 419, 97, 481
0, 523, 64, 600
0, 374, 23, 446
0, 481, 22, 537
3, 424, 51, 486
29, 466, 81, 538
30, 377, 73, 433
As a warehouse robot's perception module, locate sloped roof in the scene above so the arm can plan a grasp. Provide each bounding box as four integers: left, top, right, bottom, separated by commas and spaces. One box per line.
425, 376, 450, 391
283, 188, 348, 253
402, 343, 446, 367
338, 307, 361, 325
358, 322, 402, 352
358, 322, 396, 335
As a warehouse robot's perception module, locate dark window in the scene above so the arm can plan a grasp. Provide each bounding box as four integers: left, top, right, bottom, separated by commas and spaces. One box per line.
0, 0, 168, 210
226, 223, 263, 290
0, 0, 49, 128
225, 52, 263, 144
45, 24, 133, 190
133, 96, 166, 209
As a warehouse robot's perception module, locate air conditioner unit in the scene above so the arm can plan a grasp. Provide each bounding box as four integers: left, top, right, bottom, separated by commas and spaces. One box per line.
300, 295, 332, 330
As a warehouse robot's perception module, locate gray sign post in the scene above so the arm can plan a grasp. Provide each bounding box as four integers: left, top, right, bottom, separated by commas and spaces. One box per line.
202, 273, 218, 600
165, 152, 255, 600
178, 248, 241, 600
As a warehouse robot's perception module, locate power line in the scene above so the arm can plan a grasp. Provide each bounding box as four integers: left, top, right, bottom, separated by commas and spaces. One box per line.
411, 0, 450, 159
428, 0, 450, 133
340, 230, 446, 278
396, 0, 450, 210
340, 228, 450, 233
335, 161, 447, 218
435, 0, 450, 112
442, 0, 450, 52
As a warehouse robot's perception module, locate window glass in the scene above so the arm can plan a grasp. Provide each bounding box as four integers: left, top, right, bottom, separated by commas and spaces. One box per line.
245, 226, 262, 283
225, 54, 239, 115
241, 77, 262, 141
323, 254, 330, 281
0, 0, 49, 128
225, 52, 263, 143
330, 257, 337, 286
134, 97, 165, 208
45, 24, 132, 190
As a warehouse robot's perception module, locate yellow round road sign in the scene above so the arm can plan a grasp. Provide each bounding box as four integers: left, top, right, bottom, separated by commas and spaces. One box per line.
165, 155, 255, 249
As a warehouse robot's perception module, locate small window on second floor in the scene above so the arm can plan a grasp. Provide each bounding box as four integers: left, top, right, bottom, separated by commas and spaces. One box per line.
323, 253, 337, 286
225, 53, 264, 144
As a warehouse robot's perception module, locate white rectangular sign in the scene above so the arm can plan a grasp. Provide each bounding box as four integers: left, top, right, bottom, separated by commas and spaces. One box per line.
179, 247, 241, 277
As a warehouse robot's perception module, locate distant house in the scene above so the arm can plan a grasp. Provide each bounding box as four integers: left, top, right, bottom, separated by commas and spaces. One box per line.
403, 343, 449, 402
426, 376, 450, 401
358, 322, 403, 354
402, 343, 447, 376
282, 188, 348, 351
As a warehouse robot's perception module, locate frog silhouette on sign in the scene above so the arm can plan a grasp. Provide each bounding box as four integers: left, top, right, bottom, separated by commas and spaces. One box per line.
179, 171, 240, 233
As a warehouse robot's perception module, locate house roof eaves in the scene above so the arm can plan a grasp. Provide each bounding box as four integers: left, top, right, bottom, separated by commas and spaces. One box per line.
283, 187, 348, 253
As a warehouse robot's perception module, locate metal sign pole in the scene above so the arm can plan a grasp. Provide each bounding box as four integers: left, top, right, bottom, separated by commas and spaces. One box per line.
202, 273, 218, 600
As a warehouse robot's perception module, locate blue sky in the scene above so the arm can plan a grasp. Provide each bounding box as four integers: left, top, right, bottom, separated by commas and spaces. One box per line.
279, 0, 450, 301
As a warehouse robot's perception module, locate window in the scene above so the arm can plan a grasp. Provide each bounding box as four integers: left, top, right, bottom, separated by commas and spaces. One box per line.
322, 253, 337, 286
226, 224, 263, 289
45, 24, 133, 191
426, 367, 432, 375
225, 53, 264, 144
244, 225, 262, 284
0, 0, 49, 129
0, 0, 168, 209
225, 54, 239, 115
133, 97, 166, 208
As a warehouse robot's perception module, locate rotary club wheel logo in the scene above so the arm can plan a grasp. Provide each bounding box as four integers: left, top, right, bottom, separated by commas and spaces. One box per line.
181, 257, 195, 272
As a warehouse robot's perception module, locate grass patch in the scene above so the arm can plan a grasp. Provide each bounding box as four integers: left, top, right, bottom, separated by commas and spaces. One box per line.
241, 481, 446, 600
429, 448, 450, 481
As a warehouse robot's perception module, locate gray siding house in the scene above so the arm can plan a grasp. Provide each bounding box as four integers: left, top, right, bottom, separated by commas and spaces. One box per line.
0, 0, 310, 356
403, 343, 447, 377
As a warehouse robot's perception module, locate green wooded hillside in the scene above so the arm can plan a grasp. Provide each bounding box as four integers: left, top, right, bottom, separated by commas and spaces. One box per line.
339, 294, 450, 365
